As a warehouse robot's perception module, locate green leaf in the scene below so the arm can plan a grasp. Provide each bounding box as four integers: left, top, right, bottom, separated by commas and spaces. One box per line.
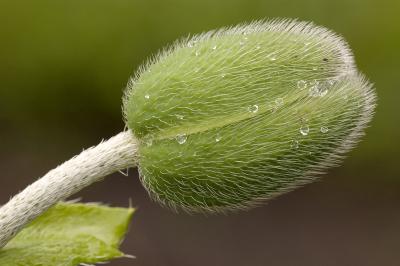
0, 202, 134, 266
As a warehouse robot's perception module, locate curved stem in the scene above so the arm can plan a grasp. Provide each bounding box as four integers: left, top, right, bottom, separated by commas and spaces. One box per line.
0, 130, 139, 248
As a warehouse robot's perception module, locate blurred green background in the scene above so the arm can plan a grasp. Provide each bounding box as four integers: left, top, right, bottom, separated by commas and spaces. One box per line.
0, 0, 399, 265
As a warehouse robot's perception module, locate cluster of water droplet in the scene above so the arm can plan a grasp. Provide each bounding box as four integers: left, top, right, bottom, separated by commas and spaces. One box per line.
297, 78, 338, 98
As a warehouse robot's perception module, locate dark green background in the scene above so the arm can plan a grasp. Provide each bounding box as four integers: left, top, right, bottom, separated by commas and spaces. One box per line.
0, 1, 399, 265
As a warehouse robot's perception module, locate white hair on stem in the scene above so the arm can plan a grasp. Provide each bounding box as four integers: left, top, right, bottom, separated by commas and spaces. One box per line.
0, 131, 139, 248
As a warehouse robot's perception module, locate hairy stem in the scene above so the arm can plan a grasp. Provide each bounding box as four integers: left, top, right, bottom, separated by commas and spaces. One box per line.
0, 131, 138, 248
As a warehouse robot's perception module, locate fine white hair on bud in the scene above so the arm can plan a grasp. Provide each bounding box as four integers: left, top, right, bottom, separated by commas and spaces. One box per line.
124, 19, 376, 213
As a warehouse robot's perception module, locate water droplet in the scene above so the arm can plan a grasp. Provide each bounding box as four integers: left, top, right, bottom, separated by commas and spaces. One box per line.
313, 81, 330, 97
215, 133, 222, 142
176, 134, 187, 144
308, 85, 320, 97
144, 94, 150, 99
176, 114, 184, 120
297, 80, 307, 90
320, 126, 329, 133
312, 66, 318, 71
195, 51, 200, 56
221, 73, 226, 78
319, 86, 328, 97
255, 45, 261, 50
290, 140, 299, 149
248, 104, 259, 113
268, 53, 277, 61
275, 98, 284, 106
308, 80, 328, 97
300, 125, 310, 136
212, 45, 217, 50
270, 105, 278, 113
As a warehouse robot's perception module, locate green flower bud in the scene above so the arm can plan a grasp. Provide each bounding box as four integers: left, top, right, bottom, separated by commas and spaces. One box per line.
123, 20, 376, 213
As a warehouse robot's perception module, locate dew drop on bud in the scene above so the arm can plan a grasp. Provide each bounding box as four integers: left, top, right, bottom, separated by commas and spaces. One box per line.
297, 80, 307, 90
275, 98, 284, 106
176, 134, 187, 144
319, 87, 328, 97
248, 104, 259, 113
268, 53, 277, 61
300, 125, 310, 136
320, 126, 329, 133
